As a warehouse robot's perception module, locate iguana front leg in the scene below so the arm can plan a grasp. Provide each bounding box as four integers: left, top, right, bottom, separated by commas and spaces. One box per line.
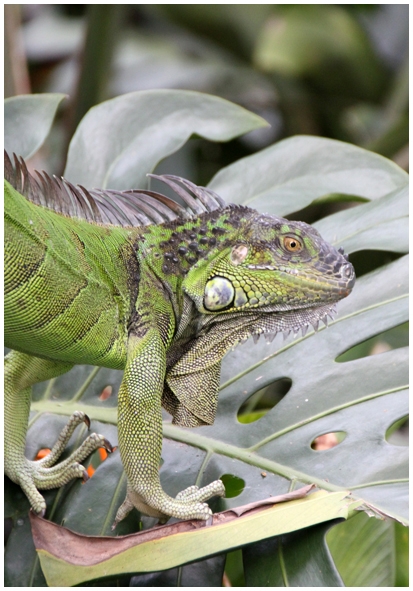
5, 351, 112, 516
114, 330, 225, 526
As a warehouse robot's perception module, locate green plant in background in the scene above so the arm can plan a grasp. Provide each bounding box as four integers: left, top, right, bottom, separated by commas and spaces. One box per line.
5, 5, 408, 174
4, 3, 408, 587
4, 90, 408, 587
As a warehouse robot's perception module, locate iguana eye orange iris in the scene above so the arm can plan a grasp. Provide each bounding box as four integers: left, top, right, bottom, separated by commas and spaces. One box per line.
283, 236, 302, 252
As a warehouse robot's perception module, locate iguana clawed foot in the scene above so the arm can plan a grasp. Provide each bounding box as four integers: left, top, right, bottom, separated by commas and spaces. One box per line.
6, 411, 113, 515
112, 479, 225, 529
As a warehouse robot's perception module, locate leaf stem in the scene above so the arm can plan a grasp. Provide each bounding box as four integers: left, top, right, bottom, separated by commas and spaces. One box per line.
196, 450, 214, 488
278, 541, 289, 586
348, 478, 409, 490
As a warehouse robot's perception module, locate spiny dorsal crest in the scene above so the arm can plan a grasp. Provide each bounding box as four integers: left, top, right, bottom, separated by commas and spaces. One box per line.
4, 151, 227, 227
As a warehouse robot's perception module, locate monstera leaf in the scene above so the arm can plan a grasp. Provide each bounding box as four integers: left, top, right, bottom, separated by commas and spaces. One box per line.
4, 92, 408, 587
63, 89, 268, 189
4, 93, 66, 159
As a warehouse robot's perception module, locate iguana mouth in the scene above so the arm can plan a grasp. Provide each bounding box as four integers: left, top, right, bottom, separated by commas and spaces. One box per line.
247, 258, 355, 295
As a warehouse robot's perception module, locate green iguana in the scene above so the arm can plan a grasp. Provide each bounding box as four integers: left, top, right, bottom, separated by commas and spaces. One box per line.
4, 151, 355, 526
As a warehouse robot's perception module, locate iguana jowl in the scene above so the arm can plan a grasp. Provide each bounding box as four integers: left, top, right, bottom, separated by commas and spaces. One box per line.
4, 151, 355, 525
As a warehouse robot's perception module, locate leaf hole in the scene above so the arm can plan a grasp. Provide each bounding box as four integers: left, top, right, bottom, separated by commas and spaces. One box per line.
237, 378, 292, 423
347, 250, 403, 278
385, 416, 408, 446
34, 448, 51, 461
288, 198, 366, 226
220, 474, 245, 498
85, 446, 110, 479
311, 431, 347, 451
336, 323, 407, 363
99, 384, 113, 400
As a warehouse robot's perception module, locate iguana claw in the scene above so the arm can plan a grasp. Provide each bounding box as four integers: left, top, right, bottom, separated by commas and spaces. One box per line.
102, 438, 114, 453
112, 479, 226, 527
5, 396, 112, 515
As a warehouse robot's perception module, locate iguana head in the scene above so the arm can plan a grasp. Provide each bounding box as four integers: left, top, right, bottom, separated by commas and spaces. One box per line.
166, 209, 355, 427
182, 211, 355, 320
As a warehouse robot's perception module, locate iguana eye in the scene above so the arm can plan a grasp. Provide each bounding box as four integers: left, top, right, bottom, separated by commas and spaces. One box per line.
204, 277, 234, 311
283, 236, 302, 252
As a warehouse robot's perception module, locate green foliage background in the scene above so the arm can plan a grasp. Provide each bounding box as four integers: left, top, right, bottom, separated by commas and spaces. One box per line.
4, 4, 408, 587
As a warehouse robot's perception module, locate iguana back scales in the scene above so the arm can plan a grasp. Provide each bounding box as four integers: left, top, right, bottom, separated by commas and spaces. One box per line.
4, 152, 355, 524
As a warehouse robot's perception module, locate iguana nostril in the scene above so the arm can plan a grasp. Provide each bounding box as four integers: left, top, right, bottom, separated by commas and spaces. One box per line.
342, 263, 356, 289
344, 262, 355, 278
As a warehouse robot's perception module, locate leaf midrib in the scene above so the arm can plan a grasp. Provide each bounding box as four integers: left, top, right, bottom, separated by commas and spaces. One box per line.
30, 388, 408, 500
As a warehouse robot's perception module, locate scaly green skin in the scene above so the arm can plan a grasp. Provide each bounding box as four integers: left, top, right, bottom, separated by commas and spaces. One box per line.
4, 171, 355, 525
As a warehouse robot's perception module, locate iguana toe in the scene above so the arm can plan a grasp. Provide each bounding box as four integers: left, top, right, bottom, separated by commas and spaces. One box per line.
6, 411, 112, 515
